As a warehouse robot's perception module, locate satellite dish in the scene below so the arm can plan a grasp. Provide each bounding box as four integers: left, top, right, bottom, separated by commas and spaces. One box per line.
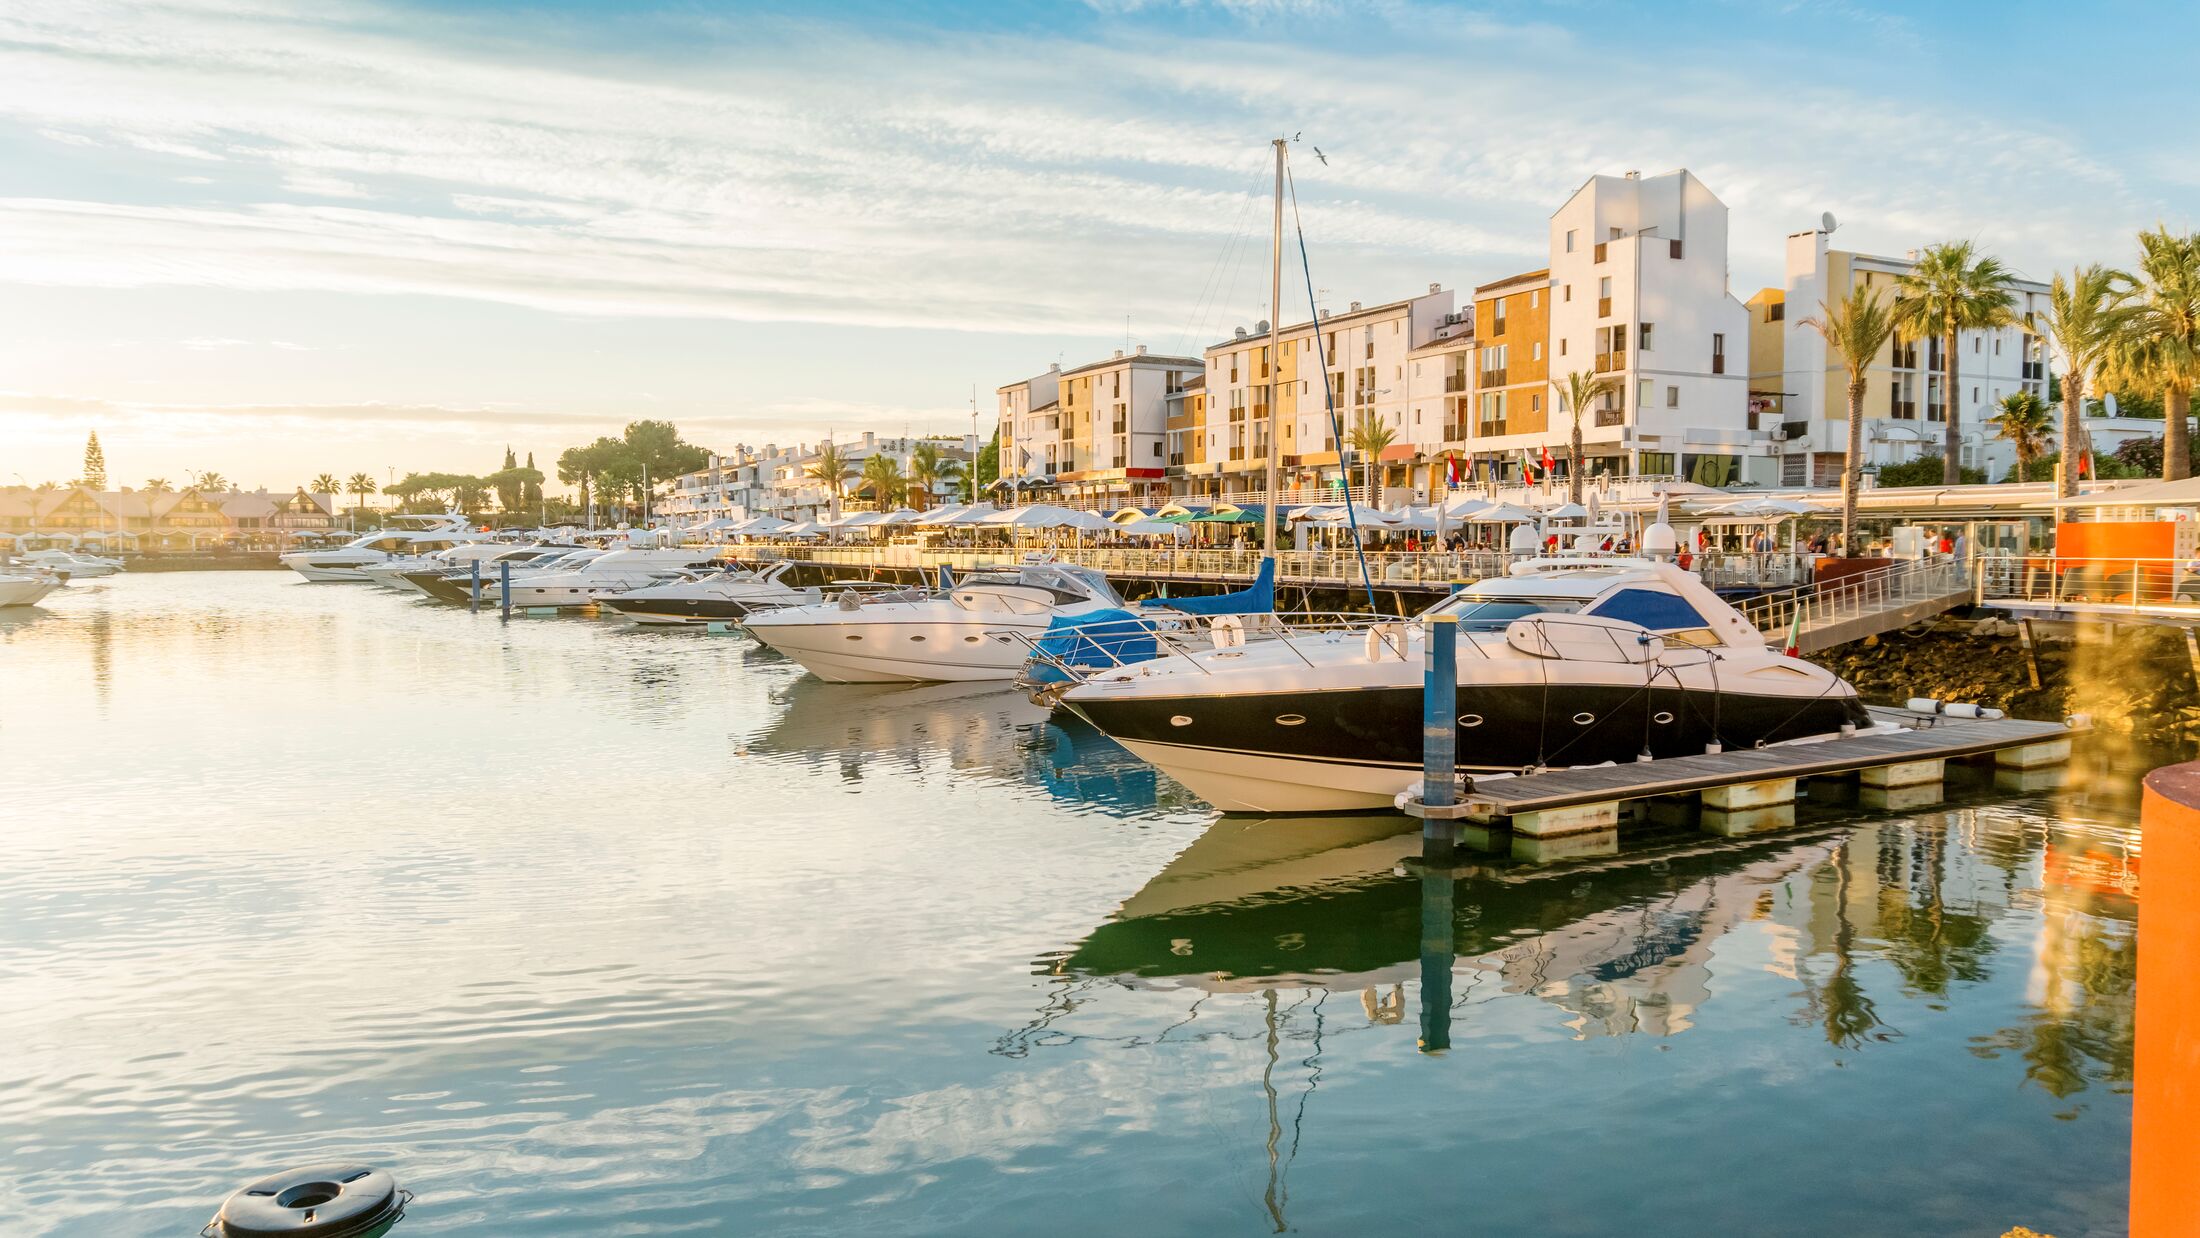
1821, 211, 1839, 234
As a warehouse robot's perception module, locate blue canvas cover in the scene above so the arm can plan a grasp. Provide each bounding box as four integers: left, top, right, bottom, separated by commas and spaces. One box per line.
1138, 557, 1274, 616
1024, 608, 1160, 685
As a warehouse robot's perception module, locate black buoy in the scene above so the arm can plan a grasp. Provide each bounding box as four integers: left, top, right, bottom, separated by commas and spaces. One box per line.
206, 1164, 408, 1238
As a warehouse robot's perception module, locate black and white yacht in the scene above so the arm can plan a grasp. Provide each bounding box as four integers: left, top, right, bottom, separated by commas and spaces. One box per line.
1059, 556, 1873, 813
597, 562, 806, 625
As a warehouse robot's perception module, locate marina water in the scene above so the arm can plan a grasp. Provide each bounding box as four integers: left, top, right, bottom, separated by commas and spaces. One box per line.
0, 573, 2141, 1235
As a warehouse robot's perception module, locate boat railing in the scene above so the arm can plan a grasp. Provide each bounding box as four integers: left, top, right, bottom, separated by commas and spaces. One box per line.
1004, 607, 1516, 686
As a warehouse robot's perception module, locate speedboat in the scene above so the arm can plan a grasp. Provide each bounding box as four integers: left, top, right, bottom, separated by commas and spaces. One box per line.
597, 562, 806, 625
497, 546, 723, 610
20, 550, 122, 579
1059, 556, 1874, 813
410, 546, 595, 603
0, 571, 61, 607
365, 541, 533, 593
278, 515, 487, 582
741, 562, 1126, 683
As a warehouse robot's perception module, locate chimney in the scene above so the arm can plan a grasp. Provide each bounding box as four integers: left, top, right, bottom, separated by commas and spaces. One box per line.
1625, 169, 1641, 180
863, 431, 875, 447
1906, 248, 1920, 261
1429, 282, 1441, 295
1349, 301, 1361, 312
1319, 308, 1330, 319
1135, 344, 1147, 356
1049, 362, 1061, 372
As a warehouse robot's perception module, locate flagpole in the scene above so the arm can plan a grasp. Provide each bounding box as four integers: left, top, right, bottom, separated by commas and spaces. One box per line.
1262, 136, 1284, 566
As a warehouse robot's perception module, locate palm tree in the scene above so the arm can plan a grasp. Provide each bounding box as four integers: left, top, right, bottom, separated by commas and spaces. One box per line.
142, 477, 172, 493
805, 442, 855, 519
2038, 265, 2133, 498
310, 472, 340, 497
192, 470, 229, 493
1892, 241, 2022, 484
1346, 413, 1396, 502
2108, 226, 2200, 480
1552, 369, 1622, 503
904, 443, 962, 512
1800, 286, 1899, 555
345, 472, 378, 521
859, 453, 908, 509
1988, 391, 2055, 483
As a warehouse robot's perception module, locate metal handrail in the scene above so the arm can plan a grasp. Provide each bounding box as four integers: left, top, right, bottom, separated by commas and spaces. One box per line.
1977, 554, 2200, 612
1737, 556, 1967, 636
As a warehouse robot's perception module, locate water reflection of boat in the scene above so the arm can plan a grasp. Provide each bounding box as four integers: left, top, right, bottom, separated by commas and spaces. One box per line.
749, 678, 1179, 814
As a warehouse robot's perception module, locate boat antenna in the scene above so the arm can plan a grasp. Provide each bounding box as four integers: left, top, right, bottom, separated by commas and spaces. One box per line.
1286, 155, 1378, 611
1263, 137, 1285, 569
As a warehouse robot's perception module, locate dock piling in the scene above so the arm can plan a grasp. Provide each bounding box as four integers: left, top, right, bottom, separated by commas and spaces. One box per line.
499, 560, 512, 621
1421, 613, 1458, 856
469, 560, 482, 612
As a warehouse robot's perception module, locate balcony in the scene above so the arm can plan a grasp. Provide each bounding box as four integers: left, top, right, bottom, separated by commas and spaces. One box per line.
1479, 368, 1506, 387
1594, 353, 1617, 373
1925, 403, 1946, 422
1598, 296, 1612, 318
1711, 354, 1725, 375
2023, 361, 2045, 380
1594, 242, 1608, 263
1478, 421, 1507, 437
1891, 400, 1917, 420
1444, 374, 1467, 393
1111, 419, 1126, 434
1595, 408, 1626, 428
1442, 421, 1471, 441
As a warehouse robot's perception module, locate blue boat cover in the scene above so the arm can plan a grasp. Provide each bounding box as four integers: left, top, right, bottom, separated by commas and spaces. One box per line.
1138, 557, 1274, 615
1024, 608, 1160, 685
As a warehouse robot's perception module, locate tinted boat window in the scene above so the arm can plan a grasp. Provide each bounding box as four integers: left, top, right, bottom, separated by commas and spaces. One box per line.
1587, 587, 1709, 631
1439, 598, 1582, 628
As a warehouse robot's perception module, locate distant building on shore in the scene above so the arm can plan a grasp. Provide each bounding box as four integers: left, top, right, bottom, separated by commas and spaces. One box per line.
0, 485, 338, 550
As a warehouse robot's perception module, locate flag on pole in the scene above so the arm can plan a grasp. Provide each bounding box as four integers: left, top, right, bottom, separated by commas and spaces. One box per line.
1445, 455, 1459, 489
1782, 607, 1803, 658
1540, 443, 1556, 475
2080, 450, 2094, 480
1519, 448, 1536, 480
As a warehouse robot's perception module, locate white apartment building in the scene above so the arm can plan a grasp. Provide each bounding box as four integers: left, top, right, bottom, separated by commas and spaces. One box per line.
1537, 169, 1758, 486
997, 365, 1063, 485
1750, 229, 2052, 484
665, 433, 974, 522
1050, 346, 1202, 506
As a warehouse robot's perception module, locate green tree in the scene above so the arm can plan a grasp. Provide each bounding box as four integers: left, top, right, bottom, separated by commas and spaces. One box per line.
494, 446, 522, 511
522, 452, 543, 510
905, 442, 962, 511
192, 470, 229, 493
2107, 226, 2200, 480
1988, 391, 2055, 483
967, 431, 999, 503
142, 477, 172, 493
806, 442, 855, 518
345, 472, 377, 517
1552, 369, 1623, 504
82, 431, 107, 491
311, 472, 340, 497
859, 453, 908, 508
1892, 241, 2022, 484
621, 420, 709, 518
1876, 455, 1986, 487
1347, 412, 1396, 502
2039, 264, 2134, 498
1801, 286, 1900, 554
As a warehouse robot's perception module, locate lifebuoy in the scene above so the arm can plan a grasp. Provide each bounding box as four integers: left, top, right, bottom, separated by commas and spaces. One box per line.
208, 1164, 407, 1238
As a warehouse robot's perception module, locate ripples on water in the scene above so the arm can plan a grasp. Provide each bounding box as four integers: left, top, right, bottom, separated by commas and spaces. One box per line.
0, 574, 2144, 1235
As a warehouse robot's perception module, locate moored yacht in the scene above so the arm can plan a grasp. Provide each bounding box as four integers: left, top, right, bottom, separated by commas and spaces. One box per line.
0, 571, 62, 608
20, 550, 123, 579
742, 563, 1125, 683
497, 546, 722, 610
411, 545, 595, 603
1060, 556, 1873, 813
277, 515, 486, 582
597, 562, 806, 625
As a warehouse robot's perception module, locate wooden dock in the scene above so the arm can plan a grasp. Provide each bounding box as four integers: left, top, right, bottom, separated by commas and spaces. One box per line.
1410, 706, 2079, 862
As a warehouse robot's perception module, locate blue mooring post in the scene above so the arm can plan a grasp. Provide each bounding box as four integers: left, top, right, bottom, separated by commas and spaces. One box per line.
1422, 613, 1459, 855
499, 559, 512, 621
469, 559, 482, 612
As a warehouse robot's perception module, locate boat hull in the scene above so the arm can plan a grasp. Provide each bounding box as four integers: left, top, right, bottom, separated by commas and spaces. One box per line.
745, 617, 1044, 683
1065, 682, 1872, 813
599, 595, 784, 624
0, 577, 60, 607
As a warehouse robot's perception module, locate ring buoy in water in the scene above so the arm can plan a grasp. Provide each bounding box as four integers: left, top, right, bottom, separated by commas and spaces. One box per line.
208, 1164, 407, 1238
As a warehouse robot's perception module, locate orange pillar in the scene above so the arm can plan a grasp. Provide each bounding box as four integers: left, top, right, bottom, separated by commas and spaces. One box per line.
2133, 761, 2200, 1235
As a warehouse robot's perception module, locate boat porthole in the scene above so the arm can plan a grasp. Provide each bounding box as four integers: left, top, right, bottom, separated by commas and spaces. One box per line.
1653, 711, 1675, 725
1458, 714, 1483, 727
845, 634, 861, 641
909, 635, 925, 642
965, 635, 981, 643
1169, 715, 1193, 727
1572, 711, 1596, 725
1275, 714, 1305, 727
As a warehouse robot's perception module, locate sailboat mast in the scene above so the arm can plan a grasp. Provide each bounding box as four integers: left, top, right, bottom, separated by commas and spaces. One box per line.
1263, 136, 1285, 561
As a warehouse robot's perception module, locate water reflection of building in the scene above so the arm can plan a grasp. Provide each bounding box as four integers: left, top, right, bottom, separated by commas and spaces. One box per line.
748, 680, 1188, 816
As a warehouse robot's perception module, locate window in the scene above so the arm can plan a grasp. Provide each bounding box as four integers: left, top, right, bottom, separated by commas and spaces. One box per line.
1994, 337, 2002, 355
1768, 302, 1785, 322
1666, 386, 1679, 408
1599, 276, 1612, 298
1712, 332, 1726, 374
1639, 378, 1653, 408
1560, 338, 1568, 356
1563, 284, 1572, 302
1529, 290, 1540, 308
1152, 442, 1162, 458
1532, 341, 1543, 361
1531, 393, 1542, 412
1974, 337, 1981, 353
1566, 229, 1577, 253
1639, 322, 1654, 351
1492, 300, 1508, 334
1588, 587, 1710, 632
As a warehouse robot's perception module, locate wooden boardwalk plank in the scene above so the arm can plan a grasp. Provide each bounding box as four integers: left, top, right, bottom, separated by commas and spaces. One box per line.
1460, 717, 2071, 816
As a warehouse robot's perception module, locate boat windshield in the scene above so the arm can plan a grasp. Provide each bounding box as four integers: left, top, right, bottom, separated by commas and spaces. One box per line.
1425, 593, 1583, 630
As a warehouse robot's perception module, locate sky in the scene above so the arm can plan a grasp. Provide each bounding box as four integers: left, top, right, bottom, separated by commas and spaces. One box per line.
0, 0, 2192, 493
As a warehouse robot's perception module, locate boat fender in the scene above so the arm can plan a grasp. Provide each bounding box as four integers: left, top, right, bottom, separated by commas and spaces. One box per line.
206, 1164, 408, 1238
1212, 616, 1245, 649
1905, 697, 1944, 715
1364, 623, 1404, 662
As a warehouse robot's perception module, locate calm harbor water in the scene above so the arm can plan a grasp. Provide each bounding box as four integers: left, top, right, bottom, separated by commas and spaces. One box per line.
0, 572, 2143, 1236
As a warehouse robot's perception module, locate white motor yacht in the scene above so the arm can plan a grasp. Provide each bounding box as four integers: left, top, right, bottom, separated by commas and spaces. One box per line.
411, 546, 594, 603
597, 562, 807, 625
0, 571, 62, 607
1059, 556, 1874, 814
741, 563, 1126, 683
278, 515, 488, 582
20, 550, 122, 579
497, 547, 722, 610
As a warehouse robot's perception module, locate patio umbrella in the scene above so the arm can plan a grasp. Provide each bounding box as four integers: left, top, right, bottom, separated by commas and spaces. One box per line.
1467, 502, 1542, 523
1119, 519, 1188, 539
1540, 502, 1589, 520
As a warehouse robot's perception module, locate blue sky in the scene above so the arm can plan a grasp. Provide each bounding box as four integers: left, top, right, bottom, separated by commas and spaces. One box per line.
0, 0, 2190, 489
